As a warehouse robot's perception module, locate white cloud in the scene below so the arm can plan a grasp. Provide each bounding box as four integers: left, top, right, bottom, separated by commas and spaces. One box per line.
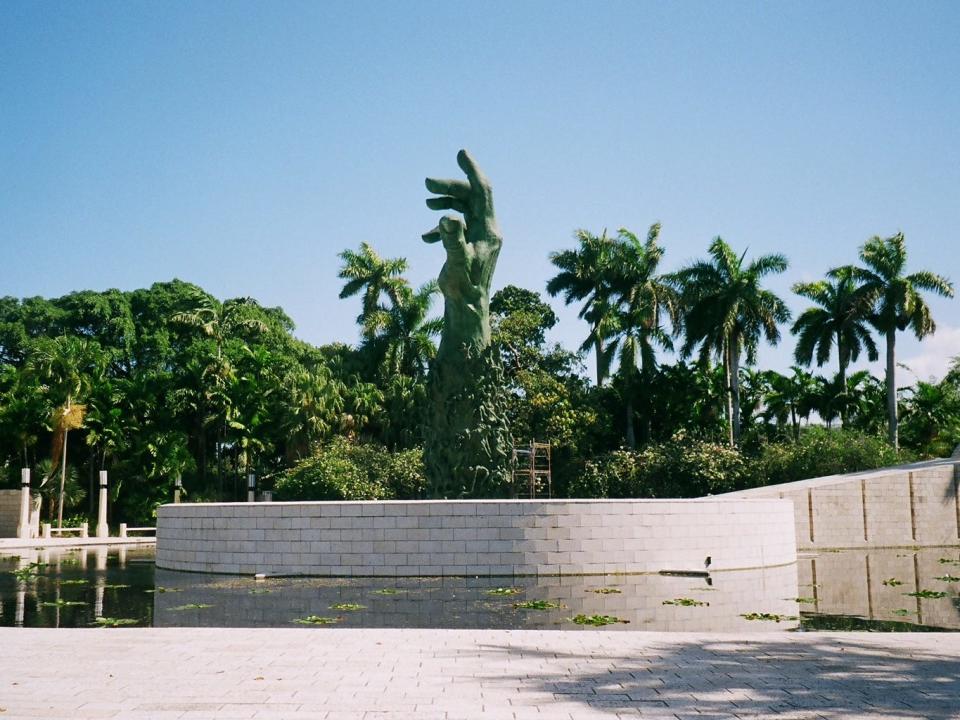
900, 324, 960, 383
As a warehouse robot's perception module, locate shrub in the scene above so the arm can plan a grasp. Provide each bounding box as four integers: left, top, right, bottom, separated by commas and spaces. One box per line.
275, 438, 426, 501
569, 435, 751, 499
753, 427, 906, 485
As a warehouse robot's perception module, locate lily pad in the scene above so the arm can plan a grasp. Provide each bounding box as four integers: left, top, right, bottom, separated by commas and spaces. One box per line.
329, 603, 365, 611
662, 597, 709, 607
905, 590, 947, 599
513, 600, 562, 610
485, 587, 522, 596
587, 587, 622, 594
168, 603, 213, 611
934, 575, 960, 583
570, 614, 629, 626
741, 612, 797, 622
93, 617, 139, 627
882, 578, 903, 587
294, 615, 342, 625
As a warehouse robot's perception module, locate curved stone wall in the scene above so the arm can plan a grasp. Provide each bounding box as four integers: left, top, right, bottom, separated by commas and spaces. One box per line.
156, 498, 796, 576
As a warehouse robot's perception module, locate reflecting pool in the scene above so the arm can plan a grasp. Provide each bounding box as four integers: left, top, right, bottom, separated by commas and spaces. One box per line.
2, 545, 958, 630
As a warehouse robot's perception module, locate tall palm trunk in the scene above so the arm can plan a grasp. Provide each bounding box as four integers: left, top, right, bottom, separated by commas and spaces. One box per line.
723, 341, 734, 447
837, 331, 847, 428
885, 328, 898, 449
57, 395, 71, 529
729, 339, 742, 444
624, 394, 636, 450
594, 334, 605, 387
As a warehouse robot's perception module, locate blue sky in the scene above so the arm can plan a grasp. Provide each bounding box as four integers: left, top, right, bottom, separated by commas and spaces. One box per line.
2, 1, 959, 381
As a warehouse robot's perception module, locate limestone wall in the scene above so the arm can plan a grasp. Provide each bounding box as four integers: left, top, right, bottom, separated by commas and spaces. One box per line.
723, 458, 960, 550
156, 498, 795, 577
0, 489, 40, 538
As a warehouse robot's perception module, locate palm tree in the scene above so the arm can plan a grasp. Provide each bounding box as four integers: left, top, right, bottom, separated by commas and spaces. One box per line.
26, 336, 104, 527
337, 243, 410, 327
671, 237, 791, 445
604, 225, 679, 448
849, 232, 954, 448
763, 367, 820, 440
547, 229, 618, 386
792, 266, 878, 425
361, 282, 443, 378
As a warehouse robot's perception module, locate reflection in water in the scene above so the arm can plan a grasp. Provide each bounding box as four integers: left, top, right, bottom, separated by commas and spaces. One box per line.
1, 545, 958, 630
151, 563, 798, 631
798, 547, 960, 630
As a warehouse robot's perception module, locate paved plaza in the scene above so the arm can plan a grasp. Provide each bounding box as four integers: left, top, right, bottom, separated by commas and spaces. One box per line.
1, 628, 958, 719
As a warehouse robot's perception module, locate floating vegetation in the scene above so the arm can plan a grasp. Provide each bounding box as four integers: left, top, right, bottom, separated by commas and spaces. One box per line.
787, 597, 816, 604
938, 558, 960, 565
882, 578, 903, 587
569, 614, 629, 626
934, 575, 960, 583
60, 579, 89, 585
9, 562, 46, 582
146, 587, 182, 594
741, 612, 797, 622
372, 588, 405, 595
905, 590, 948, 599
513, 600, 562, 610
93, 617, 139, 627
294, 615, 342, 625
41, 599, 87, 607
249, 588, 272, 595
485, 587, 522, 596
891, 609, 915, 617
329, 603, 365, 611
168, 603, 213, 611
587, 587, 621, 595
102, 584, 130, 590
662, 598, 709, 607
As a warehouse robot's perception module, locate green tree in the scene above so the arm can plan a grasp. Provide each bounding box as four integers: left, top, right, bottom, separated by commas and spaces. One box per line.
337, 243, 410, 328
361, 282, 442, 378
671, 237, 791, 445
547, 229, 619, 386
792, 266, 878, 425
849, 232, 954, 448
605, 225, 679, 448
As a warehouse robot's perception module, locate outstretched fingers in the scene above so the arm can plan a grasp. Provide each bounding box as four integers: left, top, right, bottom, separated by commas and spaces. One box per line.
426, 196, 467, 213
425, 177, 470, 199
456, 149, 492, 203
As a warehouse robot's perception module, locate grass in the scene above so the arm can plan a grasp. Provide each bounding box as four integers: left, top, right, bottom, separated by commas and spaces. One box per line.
293, 615, 342, 625
587, 587, 622, 594
513, 600, 562, 610
662, 598, 709, 607
891, 609, 915, 617
569, 614, 629, 626
787, 597, 817, 604
934, 575, 960, 583
882, 578, 903, 587
372, 588, 405, 595
485, 587, 522, 596
938, 558, 960, 565
741, 612, 798, 622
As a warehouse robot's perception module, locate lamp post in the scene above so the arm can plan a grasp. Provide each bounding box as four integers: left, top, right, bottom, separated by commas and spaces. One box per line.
96, 471, 109, 538
247, 473, 256, 503
17, 468, 31, 539
174, 473, 182, 504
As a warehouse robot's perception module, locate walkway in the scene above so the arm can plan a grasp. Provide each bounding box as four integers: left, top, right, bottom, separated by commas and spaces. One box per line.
1, 629, 958, 719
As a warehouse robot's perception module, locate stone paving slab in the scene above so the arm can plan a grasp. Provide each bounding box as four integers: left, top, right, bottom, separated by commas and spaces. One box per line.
0, 629, 958, 719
